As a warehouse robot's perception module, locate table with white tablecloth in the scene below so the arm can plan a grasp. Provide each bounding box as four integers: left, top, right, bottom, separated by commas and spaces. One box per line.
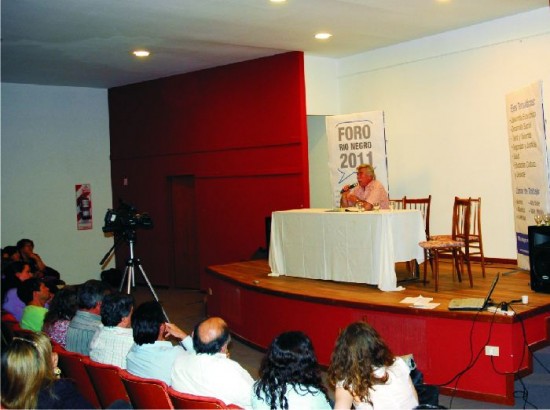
268, 208, 426, 291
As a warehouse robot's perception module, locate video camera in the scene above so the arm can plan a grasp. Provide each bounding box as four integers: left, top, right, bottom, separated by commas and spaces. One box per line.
102, 201, 153, 234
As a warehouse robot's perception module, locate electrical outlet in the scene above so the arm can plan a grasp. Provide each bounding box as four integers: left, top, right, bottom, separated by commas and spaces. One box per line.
485, 346, 499, 356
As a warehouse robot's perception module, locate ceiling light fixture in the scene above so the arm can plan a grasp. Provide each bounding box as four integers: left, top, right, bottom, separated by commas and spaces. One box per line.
132, 50, 150, 57
270, 0, 286, 3
315, 32, 332, 40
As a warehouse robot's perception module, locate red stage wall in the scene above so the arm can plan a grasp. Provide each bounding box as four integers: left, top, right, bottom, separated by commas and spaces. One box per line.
108, 52, 309, 287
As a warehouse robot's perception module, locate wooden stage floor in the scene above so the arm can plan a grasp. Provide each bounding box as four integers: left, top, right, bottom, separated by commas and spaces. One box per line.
204, 258, 550, 405
206, 259, 549, 319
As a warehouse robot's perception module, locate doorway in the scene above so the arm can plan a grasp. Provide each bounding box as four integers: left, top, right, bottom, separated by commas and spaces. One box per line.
168, 175, 200, 289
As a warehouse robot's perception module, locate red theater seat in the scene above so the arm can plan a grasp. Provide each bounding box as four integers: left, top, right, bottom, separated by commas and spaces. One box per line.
84, 360, 130, 408
118, 370, 174, 409
167, 387, 243, 409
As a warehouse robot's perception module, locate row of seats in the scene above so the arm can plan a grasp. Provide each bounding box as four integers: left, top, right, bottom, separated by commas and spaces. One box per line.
53, 343, 242, 409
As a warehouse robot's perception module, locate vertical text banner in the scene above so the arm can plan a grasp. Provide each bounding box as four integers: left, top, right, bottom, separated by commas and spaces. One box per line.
326, 111, 388, 207
506, 81, 549, 269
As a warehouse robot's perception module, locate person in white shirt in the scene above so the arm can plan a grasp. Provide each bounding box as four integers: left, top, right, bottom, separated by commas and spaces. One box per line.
328, 321, 418, 410
171, 317, 254, 409
89, 292, 134, 369
252, 331, 331, 409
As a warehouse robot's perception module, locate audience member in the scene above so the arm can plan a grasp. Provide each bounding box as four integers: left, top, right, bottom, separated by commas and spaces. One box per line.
66, 279, 110, 355
1, 331, 92, 409
16, 238, 47, 276
171, 317, 254, 409
18, 277, 51, 332
126, 300, 192, 384
327, 321, 418, 410
1, 261, 33, 321
340, 164, 389, 210
1, 245, 20, 269
252, 331, 331, 409
43, 286, 79, 348
90, 292, 135, 368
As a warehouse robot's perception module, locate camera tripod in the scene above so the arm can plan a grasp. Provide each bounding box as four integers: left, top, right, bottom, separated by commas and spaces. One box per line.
100, 231, 170, 322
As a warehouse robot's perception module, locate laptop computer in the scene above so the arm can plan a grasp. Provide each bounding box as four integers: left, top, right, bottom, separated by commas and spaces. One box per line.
448, 273, 500, 311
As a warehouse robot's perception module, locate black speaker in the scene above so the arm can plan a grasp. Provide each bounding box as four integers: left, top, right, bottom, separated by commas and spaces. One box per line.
528, 225, 550, 293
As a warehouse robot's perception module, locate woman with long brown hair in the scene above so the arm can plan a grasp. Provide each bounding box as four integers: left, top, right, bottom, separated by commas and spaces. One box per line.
327, 321, 418, 409
1, 332, 91, 409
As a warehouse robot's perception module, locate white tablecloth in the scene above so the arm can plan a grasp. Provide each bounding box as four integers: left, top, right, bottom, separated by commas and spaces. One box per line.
268, 208, 426, 291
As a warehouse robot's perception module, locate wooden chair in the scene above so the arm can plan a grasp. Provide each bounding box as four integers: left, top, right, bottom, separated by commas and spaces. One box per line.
389, 197, 404, 210
167, 388, 242, 409
403, 195, 431, 278
419, 197, 473, 291
84, 359, 130, 409
432, 197, 484, 278
56, 349, 101, 409
119, 369, 174, 409
462, 197, 486, 277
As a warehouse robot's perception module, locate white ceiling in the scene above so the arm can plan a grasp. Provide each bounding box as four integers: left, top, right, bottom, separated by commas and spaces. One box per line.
2, 0, 548, 89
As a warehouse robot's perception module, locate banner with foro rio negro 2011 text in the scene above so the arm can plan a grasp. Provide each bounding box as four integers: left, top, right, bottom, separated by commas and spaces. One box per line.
325, 111, 388, 207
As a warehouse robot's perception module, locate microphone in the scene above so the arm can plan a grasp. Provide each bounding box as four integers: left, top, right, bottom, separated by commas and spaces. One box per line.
340, 183, 358, 194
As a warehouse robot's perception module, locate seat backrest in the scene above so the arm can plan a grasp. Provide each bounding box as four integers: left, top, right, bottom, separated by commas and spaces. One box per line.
403, 195, 431, 239
469, 197, 482, 240
84, 359, 130, 409
167, 387, 239, 409
451, 197, 472, 244
56, 349, 101, 409
389, 197, 404, 210
119, 369, 174, 409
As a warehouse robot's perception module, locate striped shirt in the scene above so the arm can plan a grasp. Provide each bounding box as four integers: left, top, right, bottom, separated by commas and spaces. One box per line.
65, 310, 102, 355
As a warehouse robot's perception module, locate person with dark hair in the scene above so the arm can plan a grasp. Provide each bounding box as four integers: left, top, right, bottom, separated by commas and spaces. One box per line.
18, 277, 51, 332
1, 331, 92, 409
252, 331, 331, 409
90, 292, 135, 368
126, 300, 192, 384
16, 238, 47, 275
43, 286, 79, 348
66, 279, 111, 355
327, 321, 418, 410
171, 317, 254, 409
1, 245, 20, 269
2, 261, 33, 321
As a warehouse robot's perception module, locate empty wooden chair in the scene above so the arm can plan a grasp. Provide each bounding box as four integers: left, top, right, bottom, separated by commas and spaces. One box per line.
168, 387, 242, 409
389, 197, 404, 210
403, 195, 431, 278
56, 349, 101, 409
419, 197, 473, 291
84, 359, 130, 409
119, 369, 174, 409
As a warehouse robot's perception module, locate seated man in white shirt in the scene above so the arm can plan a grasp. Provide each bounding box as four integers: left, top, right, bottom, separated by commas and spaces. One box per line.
89, 292, 134, 369
171, 317, 254, 409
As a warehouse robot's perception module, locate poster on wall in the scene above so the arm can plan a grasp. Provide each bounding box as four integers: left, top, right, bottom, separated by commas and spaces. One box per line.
76, 183, 93, 230
505, 81, 549, 269
325, 111, 388, 207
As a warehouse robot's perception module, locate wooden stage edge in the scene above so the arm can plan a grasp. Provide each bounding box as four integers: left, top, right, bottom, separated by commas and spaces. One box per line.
204, 259, 550, 405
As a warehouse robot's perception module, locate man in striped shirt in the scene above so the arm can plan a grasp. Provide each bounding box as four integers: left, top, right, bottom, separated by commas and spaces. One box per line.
66, 279, 110, 355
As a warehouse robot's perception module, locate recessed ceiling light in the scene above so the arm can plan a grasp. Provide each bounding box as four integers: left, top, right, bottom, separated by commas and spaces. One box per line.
270, 0, 286, 3
132, 50, 150, 57
315, 32, 332, 40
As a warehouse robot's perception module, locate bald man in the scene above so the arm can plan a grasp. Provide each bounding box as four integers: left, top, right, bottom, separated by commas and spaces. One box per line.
171, 317, 254, 409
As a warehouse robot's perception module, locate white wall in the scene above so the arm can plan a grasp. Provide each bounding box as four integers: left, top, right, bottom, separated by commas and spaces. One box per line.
1, 83, 113, 284
305, 8, 550, 260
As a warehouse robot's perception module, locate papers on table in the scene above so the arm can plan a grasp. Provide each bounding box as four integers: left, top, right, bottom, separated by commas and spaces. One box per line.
400, 295, 440, 309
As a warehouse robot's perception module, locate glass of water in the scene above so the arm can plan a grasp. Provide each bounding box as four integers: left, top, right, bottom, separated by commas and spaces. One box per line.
534, 213, 543, 226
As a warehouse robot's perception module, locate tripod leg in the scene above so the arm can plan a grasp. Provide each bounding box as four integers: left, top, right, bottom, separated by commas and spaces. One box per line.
135, 262, 170, 322
119, 265, 130, 293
